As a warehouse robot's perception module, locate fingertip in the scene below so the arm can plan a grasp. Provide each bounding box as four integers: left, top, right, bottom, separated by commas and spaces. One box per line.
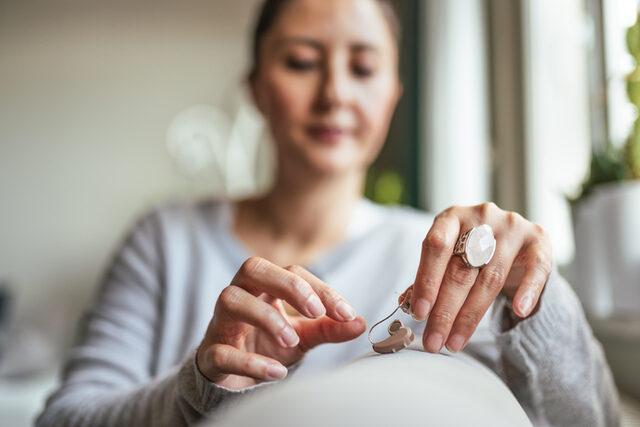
513, 291, 534, 318
412, 298, 431, 321
305, 294, 326, 318
335, 300, 357, 321
343, 317, 367, 340
424, 332, 444, 353
265, 363, 288, 381
279, 326, 300, 348
336, 315, 367, 338
445, 333, 466, 353
352, 316, 367, 333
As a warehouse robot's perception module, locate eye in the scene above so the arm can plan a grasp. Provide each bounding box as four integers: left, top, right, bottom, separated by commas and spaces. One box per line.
352, 64, 374, 78
285, 57, 318, 72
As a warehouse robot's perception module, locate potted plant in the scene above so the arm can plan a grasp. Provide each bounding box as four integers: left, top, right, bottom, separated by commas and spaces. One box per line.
569, 10, 640, 318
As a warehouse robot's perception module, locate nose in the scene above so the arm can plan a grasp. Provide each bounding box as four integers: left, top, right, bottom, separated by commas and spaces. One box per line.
315, 61, 351, 111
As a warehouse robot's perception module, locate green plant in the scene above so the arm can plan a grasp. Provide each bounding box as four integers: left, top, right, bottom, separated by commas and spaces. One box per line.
365, 168, 405, 205
571, 10, 640, 205
626, 12, 640, 179
569, 145, 628, 205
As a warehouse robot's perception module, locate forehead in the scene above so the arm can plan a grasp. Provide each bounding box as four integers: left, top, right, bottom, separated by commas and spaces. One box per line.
265, 0, 396, 51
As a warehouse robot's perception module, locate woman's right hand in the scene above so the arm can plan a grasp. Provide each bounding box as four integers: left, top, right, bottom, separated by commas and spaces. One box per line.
196, 256, 366, 390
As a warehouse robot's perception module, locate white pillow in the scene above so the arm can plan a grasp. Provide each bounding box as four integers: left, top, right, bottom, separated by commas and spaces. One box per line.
215, 348, 531, 427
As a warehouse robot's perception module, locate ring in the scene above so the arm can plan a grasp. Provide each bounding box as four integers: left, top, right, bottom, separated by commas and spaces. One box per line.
453, 224, 496, 268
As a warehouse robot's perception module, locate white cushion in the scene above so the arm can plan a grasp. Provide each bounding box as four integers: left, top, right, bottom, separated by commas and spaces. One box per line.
216, 349, 531, 427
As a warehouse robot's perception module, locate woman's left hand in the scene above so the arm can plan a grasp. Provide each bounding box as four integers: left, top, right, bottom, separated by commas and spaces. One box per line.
401, 202, 553, 354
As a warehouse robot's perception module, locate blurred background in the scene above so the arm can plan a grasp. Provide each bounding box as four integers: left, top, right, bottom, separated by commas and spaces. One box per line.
1, 0, 639, 425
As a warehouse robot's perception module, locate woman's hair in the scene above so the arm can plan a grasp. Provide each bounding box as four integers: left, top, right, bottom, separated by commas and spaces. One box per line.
249, 0, 401, 80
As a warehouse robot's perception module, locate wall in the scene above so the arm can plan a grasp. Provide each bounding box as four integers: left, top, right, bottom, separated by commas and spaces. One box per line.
0, 0, 260, 352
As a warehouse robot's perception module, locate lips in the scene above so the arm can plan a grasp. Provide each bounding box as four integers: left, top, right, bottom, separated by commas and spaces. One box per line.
306, 125, 352, 143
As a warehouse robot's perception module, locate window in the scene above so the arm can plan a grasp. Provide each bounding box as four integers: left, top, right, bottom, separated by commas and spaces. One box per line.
520, 0, 593, 266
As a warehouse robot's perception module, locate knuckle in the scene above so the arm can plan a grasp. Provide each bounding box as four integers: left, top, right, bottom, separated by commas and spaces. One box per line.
533, 256, 551, 276
445, 264, 476, 288
415, 277, 439, 297
320, 287, 341, 305
505, 211, 521, 227
481, 268, 505, 293
436, 206, 455, 220
533, 222, 547, 236
263, 306, 285, 329
285, 275, 311, 297
456, 310, 482, 329
241, 256, 267, 276
522, 276, 543, 294
218, 286, 242, 309
476, 201, 497, 218
241, 357, 254, 374
413, 290, 436, 308
430, 310, 456, 325
424, 229, 452, 254
285, 264, 306, 275
210, 346, 229, 369
527, 249, 550, 272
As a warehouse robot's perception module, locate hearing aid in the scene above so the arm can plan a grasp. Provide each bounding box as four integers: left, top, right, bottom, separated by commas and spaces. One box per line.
371, 319, 415, 354
368, 287, 415, 354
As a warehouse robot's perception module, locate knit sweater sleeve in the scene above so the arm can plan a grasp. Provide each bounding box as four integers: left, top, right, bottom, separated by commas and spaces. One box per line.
35, 213, 273, 427
482, 267, 621, 427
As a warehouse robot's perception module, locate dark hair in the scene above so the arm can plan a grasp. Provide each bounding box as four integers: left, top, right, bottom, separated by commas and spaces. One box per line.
248, 0, 401, 80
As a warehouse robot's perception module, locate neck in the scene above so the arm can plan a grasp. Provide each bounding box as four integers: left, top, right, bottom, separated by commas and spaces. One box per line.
235, 164, 365, 258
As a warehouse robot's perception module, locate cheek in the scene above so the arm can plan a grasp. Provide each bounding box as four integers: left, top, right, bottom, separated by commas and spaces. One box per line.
356, 77, 398, 143
262, 75, 316, 136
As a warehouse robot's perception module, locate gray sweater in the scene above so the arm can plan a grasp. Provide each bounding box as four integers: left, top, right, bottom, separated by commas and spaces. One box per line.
36, 199, 620, 426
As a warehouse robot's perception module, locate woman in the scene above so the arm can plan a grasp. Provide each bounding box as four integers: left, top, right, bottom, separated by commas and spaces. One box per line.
37, 0, 619, 426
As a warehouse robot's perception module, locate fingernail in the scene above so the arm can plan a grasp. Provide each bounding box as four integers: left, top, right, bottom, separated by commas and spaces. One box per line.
412, 298, 431, 321
425, 333, 443, 353
446, 334, 466, 352
280, 326, 299, 347
518, 293, 533, 316
266, 363, 288, 380
335, 300, 357, 321
305, 294, 326, 318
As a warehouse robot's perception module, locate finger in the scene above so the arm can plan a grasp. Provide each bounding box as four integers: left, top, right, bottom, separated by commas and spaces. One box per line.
217, 285, 300, 348
510, 241, 552, 318
291, 316, 367, 352
423, 255, 479, 353
445, 240, 517, 352
397, 286, 412, 306
202, 343, 288, 382
286, 265, 357, 322
411, 212, 461, 320
232, 256, 326, 319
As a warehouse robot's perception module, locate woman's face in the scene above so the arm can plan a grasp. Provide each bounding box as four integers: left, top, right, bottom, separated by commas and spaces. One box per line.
251, 0, 402, 176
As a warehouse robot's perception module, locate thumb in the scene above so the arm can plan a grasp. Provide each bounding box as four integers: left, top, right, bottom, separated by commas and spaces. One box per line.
291, 316, 367, 353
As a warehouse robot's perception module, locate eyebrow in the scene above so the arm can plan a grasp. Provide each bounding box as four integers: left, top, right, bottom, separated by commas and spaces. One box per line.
351, 43, 380, 54
274, 37, 323, 51
274, 37, 380, 54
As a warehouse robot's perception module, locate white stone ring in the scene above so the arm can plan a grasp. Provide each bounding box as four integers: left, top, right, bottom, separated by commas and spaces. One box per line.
453, 224, 497, 268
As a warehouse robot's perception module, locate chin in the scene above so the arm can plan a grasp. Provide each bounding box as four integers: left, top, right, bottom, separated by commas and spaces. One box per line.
297, 140, 369, 175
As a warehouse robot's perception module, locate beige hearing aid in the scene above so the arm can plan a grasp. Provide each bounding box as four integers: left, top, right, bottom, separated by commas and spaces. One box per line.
372, 319, 415, 354
369, 288, 415, 354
